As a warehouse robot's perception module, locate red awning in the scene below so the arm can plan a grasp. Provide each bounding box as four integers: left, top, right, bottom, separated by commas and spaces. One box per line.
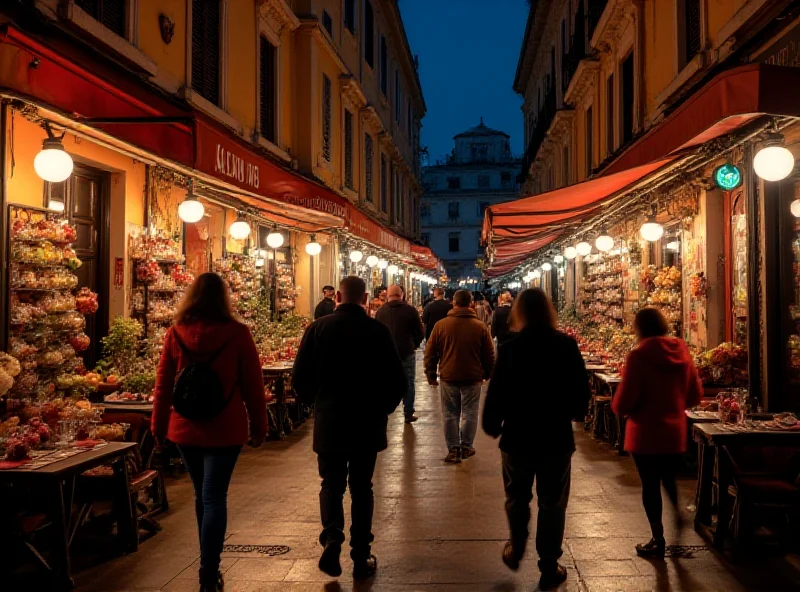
483, 157, 677, 244
411, 244, 439, 270
604, 63, 800, 175
484, 233, 562, 278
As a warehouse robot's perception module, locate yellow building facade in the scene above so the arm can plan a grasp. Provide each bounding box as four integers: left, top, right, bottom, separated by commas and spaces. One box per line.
516, 0, 793, 194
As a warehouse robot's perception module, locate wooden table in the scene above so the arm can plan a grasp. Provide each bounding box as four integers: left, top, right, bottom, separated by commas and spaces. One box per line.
693, 423, 800, 549
263, 363, 299, 439
0, 442, 137, 589
102, 402, 154, 414
594, 373, 625, 454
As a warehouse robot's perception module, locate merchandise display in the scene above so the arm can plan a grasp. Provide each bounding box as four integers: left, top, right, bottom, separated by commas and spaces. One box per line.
269, 248, 297, 314
214, 253, 262, 327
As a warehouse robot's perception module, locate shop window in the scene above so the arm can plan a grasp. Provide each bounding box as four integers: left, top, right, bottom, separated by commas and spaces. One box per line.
76, 0, 126, 38
478, 202, 490, 217
448, 202, 460, 221
259, 36, 277, 143
191, 0, 221, 106
606, 73, 614, 155
678, 0, 702, 69
621, 52, 634, 144
449, 232, 460, 253
364, 1, 374, 68
380, 154, 388, 212
344, 109, 354, 190
447, 177, 461, 190
380, 35, 388, 96
586, 106, 593, 175
344, 0, 356, 34
421, 233, 430, 247
364, 134, 374, 202
322, 74, 332, 162
478, 175, 490, 189
322, 10, 333, 39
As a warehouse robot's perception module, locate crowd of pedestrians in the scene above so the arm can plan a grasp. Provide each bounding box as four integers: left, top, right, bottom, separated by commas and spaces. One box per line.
151, 274, 703, 591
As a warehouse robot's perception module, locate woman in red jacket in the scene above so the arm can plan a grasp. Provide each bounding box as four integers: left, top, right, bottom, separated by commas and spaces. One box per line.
612, 307, 702, 558
152, 273, 267, 591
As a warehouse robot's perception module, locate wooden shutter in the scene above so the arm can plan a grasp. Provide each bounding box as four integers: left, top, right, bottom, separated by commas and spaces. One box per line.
365, 134, 374, 202
344, 0, 356, 34
365, 1, 374, 68
322, 75, 332, 162
344, 110, 354, 190
76, 0, 126, 38
380, 36, 388, 95
260, 37, 276, 142
685, 0, 701, 64
192, 0, 221, 106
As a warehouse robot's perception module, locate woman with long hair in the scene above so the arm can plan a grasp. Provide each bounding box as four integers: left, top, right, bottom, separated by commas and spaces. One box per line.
152, 272, 268, 591
482, 289, 590, 591
612, 307, 702, 557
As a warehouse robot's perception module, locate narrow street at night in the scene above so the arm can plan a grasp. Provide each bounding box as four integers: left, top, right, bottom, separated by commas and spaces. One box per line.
71, 355, 800, 592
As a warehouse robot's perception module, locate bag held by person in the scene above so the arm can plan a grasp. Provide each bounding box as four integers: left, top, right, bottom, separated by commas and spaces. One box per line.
171, 331, 231, 420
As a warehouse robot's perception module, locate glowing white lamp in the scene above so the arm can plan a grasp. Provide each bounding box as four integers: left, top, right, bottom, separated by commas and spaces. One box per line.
178, 197, 205, 223
377, 259, 388, 270
541, 262, 552, 271
305, 234, 322, 256
595, 230, 614, 252
34, 134, 73, 183
229, 214, 252, 240
564, 246, 578, 260
266, 229, 285, 248
349, 250, 364, 263
387, 264, 399, 275
554, 254, 564, 264
640, 217, 664, 242
754, 139, 794, 182
366, 255, 379, 267
792, 200, 800, 218
576, 241, 592, 257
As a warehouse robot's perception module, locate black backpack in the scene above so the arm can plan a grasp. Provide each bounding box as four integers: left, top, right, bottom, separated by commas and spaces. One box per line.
171, 331, 232, 421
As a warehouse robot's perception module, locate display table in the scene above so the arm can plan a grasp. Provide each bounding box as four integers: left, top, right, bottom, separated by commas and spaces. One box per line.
263, 363, 306, 439
693, 423, 800, 549
0, 442, 137, 589
102, 402, 154, 415
593, 373, 625, 454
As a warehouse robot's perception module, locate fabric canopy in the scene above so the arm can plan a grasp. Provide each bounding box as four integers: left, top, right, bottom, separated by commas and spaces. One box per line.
411, 245, 440, 271
483, 233, 563, 278
483, 157, 676, 244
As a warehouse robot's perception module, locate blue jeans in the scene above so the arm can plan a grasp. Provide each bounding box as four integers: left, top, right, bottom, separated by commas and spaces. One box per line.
178, 445, 242, 572
440, 381, 482, 450
401, 354, 416, 419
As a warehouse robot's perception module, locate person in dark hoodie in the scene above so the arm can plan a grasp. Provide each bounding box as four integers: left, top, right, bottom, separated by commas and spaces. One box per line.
491, 291, 514, 345
376, 284, 425, 423
152, 273, 268, 592
482, 288, 589, 591
422, 287, 452, 341
612, 307, 703, 558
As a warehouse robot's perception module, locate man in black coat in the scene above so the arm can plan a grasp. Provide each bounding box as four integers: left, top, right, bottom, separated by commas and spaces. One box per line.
293, 276, 406, 580
313, 285, 336, 319
422, 287, 453, 341
376, 284, 424, 423
491, 291, 514, 345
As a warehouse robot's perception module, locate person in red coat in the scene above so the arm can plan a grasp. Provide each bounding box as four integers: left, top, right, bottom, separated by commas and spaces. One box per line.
152, 272, 267, 591
612, 307, 702, 558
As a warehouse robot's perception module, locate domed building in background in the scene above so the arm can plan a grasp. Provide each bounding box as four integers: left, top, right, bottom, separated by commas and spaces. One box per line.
420, 119, 521, 285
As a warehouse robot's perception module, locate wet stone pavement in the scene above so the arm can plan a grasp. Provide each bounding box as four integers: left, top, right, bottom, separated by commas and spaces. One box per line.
76, 353, 800, 591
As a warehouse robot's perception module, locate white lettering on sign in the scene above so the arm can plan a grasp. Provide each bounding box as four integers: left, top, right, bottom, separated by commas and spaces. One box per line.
215, 144, 260, 189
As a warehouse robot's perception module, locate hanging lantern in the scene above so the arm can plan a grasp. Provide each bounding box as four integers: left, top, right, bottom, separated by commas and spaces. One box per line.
640, 215, 664, 242
387, 264, 399, 275
178, 196, 205, 223
553, 254, 564, 264
377, 259, 388, 270
266, 226, 284, 248
541, 262, 552, 271
564, 246, 578, 260
366, 255, 379, 267
229, 213, 252, 241
305, 234, 322, 256
595, 228, 614, 252
349, 249, 364, 263
791, 200, 800, 218
576, 241, 592, 257
34, 123, 74, 183
753, 134, 794, 182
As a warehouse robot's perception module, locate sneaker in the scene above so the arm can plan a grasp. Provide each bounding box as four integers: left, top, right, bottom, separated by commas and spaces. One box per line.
353, 554, 378, 579
404, 415, 419, 424
444, 447, 461, 463
461, 446, 476, 459
318, 541, 342, 577
501, 541, 520, 571
539, 564, 568, 590
635, 537, 666, 558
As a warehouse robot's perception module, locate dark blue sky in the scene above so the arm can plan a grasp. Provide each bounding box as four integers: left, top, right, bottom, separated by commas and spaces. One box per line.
400, 0, 529, 164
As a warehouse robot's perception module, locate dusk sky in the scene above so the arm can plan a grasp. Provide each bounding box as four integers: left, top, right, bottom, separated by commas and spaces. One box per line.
400, 0, 529, 165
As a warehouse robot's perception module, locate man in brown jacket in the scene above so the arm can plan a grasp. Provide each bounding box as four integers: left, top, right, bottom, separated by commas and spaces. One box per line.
424, 289, 495, 463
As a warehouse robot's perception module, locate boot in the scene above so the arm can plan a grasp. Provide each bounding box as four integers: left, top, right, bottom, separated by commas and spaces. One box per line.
198, 567, 223, 591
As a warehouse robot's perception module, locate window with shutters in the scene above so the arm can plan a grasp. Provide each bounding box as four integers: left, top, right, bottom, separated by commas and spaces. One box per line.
322, 10, 333, 39
344, 110, 354, 190
259, 36, 276, 143
678, 0, 702, 69
622, 52, 634, 144
606, 73, 614, 155
191, 0, 221, 106
448, 202, 460, 220
586, 106, 593, 176
364, 1, 375, 68
344, 0, 356, 34
76, 0, 127, 38
380, 154, 388, 212
562, 146, 570, 186
380, 36, 388, 96
322, 74, 332, 162
365, 134, 374, 202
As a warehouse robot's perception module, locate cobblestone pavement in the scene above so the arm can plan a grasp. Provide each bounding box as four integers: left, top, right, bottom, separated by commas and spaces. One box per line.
76, 354, 800, 591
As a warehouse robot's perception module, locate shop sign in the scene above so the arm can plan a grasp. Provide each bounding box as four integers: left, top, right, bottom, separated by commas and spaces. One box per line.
345, 205, 411, 255
215, 144, 260, 189
756, 20, 800, 67
281, 195, 346, 219
714, 164, 742, 190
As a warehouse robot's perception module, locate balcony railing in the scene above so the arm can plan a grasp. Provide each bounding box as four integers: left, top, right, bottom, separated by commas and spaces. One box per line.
587, 0, 609, 42
519, 83, 557, 182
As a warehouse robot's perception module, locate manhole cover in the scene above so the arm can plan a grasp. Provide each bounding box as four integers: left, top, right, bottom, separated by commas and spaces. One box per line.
665, 544, 711, 558
222, 544, 291, 556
